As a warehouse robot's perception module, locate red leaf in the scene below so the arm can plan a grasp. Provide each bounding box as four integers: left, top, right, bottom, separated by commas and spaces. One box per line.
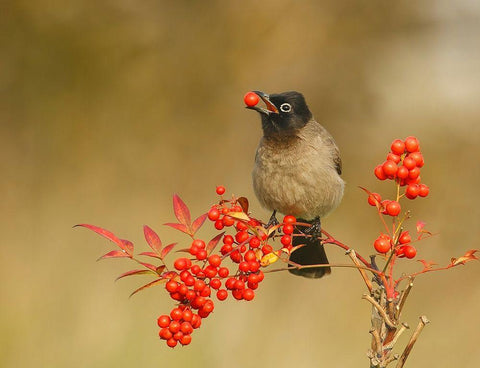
121, 239, 134, 254
76, 224, 132, 255
156, 265, 166, 275
116, 269, 155, 281
417, 259, 437, 271
191, 213, 207, 235
97, 250, 130, 260
139, 251, 162, 259
164, 222, 190, 235
451, 249, 479, 266
143, 225, 162, 254
129, 278, 167, 298
237, 197, 249, 213
160, 243, 177, 259
207, 232, 225, 255
138, 261, 157, 271
173, 194, 191, 227
174, 248, 192, 254
416, 221, 426, 233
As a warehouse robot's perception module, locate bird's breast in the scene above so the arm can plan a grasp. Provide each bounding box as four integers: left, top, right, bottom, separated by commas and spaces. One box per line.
252, 137, 344, 220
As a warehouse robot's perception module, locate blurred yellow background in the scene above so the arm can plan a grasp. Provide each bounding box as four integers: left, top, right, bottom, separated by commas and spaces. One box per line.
1, 1, 479, 367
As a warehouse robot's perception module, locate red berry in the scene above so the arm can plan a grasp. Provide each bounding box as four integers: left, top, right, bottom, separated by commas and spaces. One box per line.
170, 308, 183, 320
382, 160, 398, 177
397, 165, 409, 179
403, 245, 417, 259
208, 254, 222, 267
214, 219, 224, 230
180, 334, 192, 346
244, 250, 256, 262
282, 224, 294, 235
216, 289, 228, 301
216, 186, 226, 195
173, 331, 184, 341
408, 151, 424, 167
391, 139, 406, 155
209, 278, 221, 289
194, 279, 206, 291
180, 322, 193, 335
403, 157, 416, 170
232, 289, 244, 300
367, 192, 382, 206
222, 216, 235, 227
192, 239, 205, 249
283, 215, 296, 224
191, 314, 202, 329
166, 338, 177, 348
404, 136, 419, 153
191, 264, 201, 274
174, 258, 189, 271
218, 267, 229, 278
166, 280, 179, 293
386, 201, 401, 217
236, 221, 248, 231
182, 309, 193, 322
230, 250, 242, 263
398, 231, 411, 244
374, 165, 387, 180
386, 153, 401, 164
262, 244, 273, 255
208, 208, 220, 221
235, 230, 249, 243
203, 265, 217, 278
408, 167, 420, 179
244, 91, 260, 107
405, 184, 420, 199
234, 279, 245, 290
169, 320, 181, 333
281, 235, 292, 247
243, 288, 255, 301
157, 315, 171, 328
223, 235, 234, 245
374, 236, 391, 253
159, 327, 172, 340
196, 249, 207, 260
249, 237, 261, 248
225, 278, 236, 290
418, 184, 429, 197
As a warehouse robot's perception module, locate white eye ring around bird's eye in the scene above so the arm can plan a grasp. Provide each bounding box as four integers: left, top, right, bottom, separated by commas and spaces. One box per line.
280, 103, 292, 113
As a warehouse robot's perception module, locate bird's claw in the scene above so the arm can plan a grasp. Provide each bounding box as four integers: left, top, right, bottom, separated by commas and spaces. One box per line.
303, 217, 322, 240
266, 210, 279, 230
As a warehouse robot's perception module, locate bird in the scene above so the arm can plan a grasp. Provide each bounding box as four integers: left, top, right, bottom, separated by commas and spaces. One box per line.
246, 90, 344, 278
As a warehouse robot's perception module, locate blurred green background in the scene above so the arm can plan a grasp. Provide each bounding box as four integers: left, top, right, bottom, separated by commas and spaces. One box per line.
1, 1, 479, 367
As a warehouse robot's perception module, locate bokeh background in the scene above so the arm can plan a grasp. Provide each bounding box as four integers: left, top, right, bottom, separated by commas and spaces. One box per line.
1, 1, 479, 367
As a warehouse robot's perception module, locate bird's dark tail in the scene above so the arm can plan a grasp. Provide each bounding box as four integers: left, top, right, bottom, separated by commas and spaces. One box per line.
288, 219, 331, 279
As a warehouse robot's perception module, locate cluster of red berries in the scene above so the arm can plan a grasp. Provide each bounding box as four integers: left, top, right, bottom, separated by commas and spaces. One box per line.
370, 136, 429, 216
373, 231, 416, 258
368, 137, 428, 258
158, 185, 295, 348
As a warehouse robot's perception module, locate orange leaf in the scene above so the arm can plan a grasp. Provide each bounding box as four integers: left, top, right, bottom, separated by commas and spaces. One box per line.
129, 278, 167, 298
451, 249, 479, 266
191, 213, 207, 235
97, 250, 130, 260
206, 232, 225, 255
76, 224, 132, 256
160, 243, 177, 259
116, 269, 155, 281
143, 225, 162, 254
173, 194, 191, 228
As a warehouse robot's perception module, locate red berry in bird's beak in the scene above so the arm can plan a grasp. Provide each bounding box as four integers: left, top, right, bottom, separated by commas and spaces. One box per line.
244, 91, 260, 107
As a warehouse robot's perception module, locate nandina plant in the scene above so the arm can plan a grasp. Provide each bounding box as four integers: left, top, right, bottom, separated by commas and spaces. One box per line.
77, 136, 477, 367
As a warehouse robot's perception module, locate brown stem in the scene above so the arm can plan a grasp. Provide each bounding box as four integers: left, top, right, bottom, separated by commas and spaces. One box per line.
347, 249, 373, 293
395, 316, 430, 368
363, 294, 396, 329
395, 277, 414, 320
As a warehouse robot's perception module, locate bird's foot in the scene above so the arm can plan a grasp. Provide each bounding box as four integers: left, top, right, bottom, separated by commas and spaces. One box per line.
303, 217, 322, 240
266, 210, 279, 230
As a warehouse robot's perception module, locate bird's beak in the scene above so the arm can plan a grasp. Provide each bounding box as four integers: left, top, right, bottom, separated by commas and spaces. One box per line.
246, 91, 279, 115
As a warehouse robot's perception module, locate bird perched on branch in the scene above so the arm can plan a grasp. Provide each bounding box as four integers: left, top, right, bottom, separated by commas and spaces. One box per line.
246, 90, 344, 278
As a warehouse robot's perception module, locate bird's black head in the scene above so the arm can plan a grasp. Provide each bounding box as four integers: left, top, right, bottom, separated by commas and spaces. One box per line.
246, 91, 312, 136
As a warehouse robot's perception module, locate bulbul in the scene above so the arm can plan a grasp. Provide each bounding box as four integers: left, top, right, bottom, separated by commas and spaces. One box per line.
247, 90, 344, 278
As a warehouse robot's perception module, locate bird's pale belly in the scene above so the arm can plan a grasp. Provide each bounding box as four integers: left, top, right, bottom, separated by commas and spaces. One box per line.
252, 153, 344, 220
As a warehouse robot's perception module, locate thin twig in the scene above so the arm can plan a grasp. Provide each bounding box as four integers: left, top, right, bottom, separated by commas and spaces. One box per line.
363, 294, 396, 329
395, 277, 414, 320
384, 354, 399, 365
347, 249, 373, 293
395, 316, 430, 368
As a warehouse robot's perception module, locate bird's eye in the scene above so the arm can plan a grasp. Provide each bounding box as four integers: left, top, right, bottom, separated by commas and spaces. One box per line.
280, 103, 292, 113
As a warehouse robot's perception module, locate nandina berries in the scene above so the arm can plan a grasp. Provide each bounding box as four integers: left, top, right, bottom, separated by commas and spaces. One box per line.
374, 235, 391, 254
244, 91, 260, 107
